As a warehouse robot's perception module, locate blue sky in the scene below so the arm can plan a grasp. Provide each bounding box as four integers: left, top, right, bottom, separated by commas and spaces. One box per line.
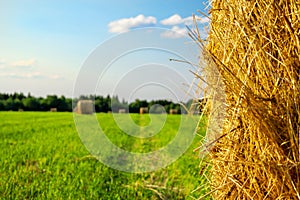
0, 0, 209, 102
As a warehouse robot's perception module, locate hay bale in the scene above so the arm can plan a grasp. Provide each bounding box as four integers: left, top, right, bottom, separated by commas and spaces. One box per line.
50, 108, 57, 112
139, 107, 148, 114
118, 109, 126, 113
18, 109, 24, 112
169, 109, 178, 115
76, 100, 93, 114
194, 0, 300, 199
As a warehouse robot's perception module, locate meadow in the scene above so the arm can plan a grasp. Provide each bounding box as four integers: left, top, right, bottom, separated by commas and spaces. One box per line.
0, 112, 208, 199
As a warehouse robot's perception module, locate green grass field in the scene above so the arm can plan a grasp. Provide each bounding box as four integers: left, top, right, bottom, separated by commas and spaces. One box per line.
0, 112, 208, 199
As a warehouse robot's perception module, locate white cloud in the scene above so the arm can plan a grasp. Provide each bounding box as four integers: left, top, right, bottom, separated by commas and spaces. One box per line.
160, 26, 187, 39
160, 14, 210, 26
0, 59, 5, 65
11, 58, 36, 68
49, 74, 62, 80
197, 16, 210, 24
108, 14, 157, 33
0, 72, 63, 80
0, 59, 6, 69
0, 58, 63, 80
160, 14, 183, 26
0, 58, 36, 70
0, 72, 42, 79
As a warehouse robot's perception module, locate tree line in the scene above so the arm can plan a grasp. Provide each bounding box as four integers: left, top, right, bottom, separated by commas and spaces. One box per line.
0, 92, 194, 114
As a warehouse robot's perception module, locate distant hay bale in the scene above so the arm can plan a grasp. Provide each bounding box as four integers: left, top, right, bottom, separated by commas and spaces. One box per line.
139, 107, 148, 114
18, 109, 24, 112
76, 100, 93, 114
50, 108, 57, 112
169, 109, 178, 115
193, 0, 300, 199
118, 109, 126, 113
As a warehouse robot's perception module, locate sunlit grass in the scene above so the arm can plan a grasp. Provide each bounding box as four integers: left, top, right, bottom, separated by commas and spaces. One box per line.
0, 112, 207, 199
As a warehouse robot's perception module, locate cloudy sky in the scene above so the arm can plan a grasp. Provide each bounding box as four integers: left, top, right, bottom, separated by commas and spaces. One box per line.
0, 0, 210, 102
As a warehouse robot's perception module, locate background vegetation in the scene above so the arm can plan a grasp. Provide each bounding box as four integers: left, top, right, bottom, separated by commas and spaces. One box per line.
0, 93, 193, 114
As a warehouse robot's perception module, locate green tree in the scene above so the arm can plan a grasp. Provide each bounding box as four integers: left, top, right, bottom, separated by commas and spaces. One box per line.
5, 97, 15, 111
22, 97, 40, 111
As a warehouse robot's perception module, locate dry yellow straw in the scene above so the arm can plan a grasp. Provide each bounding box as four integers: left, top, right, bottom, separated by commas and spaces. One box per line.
194, 0, 300, 199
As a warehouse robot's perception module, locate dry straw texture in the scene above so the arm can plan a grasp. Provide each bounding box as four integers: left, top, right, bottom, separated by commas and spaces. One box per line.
194, 0, 300, 199
76, 100, 94, 114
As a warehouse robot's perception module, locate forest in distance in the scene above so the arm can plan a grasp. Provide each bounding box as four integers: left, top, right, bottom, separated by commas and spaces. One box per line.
0, 92, 200, 114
